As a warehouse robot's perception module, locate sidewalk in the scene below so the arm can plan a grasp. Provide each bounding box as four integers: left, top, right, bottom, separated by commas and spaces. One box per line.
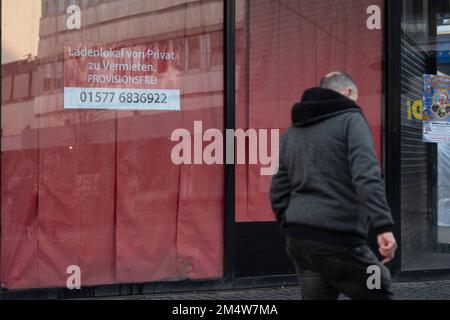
107, 280, 450, 300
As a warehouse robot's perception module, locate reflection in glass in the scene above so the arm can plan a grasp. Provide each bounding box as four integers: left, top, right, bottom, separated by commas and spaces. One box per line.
1, 0, 224, 290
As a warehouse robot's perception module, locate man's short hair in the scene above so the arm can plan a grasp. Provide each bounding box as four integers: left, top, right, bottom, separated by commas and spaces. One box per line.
320, 71, 357, 93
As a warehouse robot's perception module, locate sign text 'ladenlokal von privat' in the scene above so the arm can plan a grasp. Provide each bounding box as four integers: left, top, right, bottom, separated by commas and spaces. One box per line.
64, 43, 181, 110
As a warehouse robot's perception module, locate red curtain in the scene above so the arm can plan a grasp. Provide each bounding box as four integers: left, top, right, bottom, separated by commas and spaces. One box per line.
236, 0, 384, 222
1, 1, 224, 289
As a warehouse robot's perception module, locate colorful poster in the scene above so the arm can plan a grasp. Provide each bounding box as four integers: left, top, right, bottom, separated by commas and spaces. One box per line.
64, 43, 181, 110
423, 74, 450, 143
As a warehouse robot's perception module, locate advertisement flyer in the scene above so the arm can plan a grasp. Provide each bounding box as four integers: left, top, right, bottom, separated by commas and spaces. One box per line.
423, 74, 450, 143
64, 42, 181, 110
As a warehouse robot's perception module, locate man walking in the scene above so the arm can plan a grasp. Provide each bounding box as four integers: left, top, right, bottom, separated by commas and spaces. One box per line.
270, 71, 397, 300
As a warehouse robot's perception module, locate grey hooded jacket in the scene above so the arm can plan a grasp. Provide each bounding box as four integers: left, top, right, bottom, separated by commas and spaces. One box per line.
270, 87, 394, 245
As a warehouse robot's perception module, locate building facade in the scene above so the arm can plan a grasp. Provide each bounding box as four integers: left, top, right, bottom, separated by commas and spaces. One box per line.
1, 0, 450, 298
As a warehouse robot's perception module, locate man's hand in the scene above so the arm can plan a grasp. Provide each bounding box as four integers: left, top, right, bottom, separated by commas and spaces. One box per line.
377, 232, 397, 264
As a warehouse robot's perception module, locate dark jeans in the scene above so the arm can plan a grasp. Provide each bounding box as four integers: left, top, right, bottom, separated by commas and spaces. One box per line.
286, 237, 393, 300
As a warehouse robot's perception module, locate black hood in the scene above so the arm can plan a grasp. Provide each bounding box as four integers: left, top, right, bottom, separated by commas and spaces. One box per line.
291, 87, 362, 127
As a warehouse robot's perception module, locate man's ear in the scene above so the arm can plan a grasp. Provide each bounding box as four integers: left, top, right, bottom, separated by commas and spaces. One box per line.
341, 87, 352, 98
345, 87, 358, 102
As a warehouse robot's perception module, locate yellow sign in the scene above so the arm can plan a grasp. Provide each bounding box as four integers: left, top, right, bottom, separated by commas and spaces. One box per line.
406, 99, 423, 121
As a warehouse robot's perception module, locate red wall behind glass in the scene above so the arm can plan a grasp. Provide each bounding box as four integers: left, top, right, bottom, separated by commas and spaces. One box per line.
236, 0, 384, 222
1, 1, 225, 289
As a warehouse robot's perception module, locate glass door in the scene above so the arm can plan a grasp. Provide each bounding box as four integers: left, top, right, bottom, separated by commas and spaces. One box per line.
234, 0, 385, 276
436, 12, 450, 249
399, 0, 450, 271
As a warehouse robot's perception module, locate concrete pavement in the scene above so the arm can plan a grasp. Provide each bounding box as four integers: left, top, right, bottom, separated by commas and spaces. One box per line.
104, 280, 450, 300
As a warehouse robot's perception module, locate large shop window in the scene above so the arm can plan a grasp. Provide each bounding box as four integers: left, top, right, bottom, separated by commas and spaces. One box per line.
400, 0, 450, 271
1, 0, 224, 289
235, 0, 385, 222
